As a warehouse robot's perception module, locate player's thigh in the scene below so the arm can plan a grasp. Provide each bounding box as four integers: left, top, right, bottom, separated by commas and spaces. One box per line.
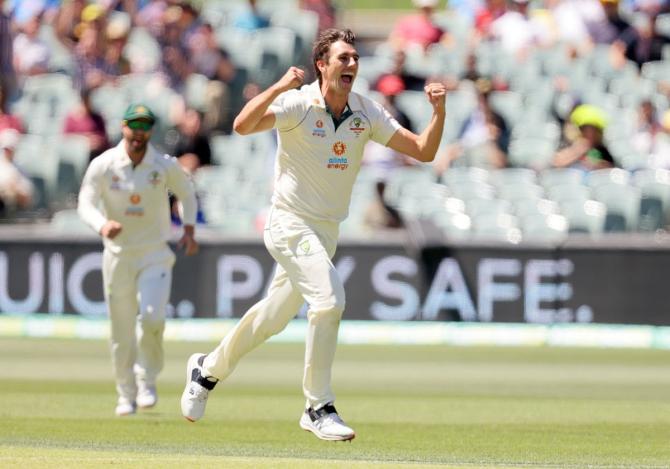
102, 250, 136, 299
137, 261, 173, 318
265, 218, 344, 312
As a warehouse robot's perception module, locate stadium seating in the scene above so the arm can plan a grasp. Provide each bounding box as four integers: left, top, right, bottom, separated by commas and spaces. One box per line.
5, 1, 670, 245
560, 199, 607, 235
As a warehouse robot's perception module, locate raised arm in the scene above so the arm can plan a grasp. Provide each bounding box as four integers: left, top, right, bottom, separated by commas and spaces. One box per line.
233, 67, 305, 135
386, 83, 446, 163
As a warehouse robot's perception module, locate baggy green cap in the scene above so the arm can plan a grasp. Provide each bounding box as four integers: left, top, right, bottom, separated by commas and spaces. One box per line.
123, 103, 156, 124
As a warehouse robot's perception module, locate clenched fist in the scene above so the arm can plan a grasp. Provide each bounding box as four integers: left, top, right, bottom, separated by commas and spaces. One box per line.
275, 67, 305, 93
100, 220, 122, 239
424, 83, 447, 112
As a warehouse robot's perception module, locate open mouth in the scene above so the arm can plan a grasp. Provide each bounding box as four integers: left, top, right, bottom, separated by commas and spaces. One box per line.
341, 73, 354, 85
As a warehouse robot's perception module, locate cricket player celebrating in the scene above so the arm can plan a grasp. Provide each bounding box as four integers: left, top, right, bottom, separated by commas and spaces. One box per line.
79, 104, 199, 416
181, 28, 445, 440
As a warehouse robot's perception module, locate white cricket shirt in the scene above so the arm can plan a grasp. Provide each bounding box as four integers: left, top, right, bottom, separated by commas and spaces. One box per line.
78, 141, 197, 254
269, 81, 401, 222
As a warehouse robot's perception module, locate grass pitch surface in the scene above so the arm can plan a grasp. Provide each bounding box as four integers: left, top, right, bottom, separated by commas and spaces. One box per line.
1, 337, 669, 468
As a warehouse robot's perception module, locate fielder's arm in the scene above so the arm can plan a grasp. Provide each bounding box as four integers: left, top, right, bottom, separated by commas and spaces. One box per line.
77, 159, 114, 236
167, 156, 199, 256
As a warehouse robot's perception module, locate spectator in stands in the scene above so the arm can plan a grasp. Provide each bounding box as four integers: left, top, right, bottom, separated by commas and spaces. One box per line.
54, 0, 88, 48
631, 99, 663, 157
591, 0, 636, 44
63, 87, 110, 161
388, 0, 450, 51
0, 86, 24, 134
168, 108, 212, 168
13, 11, 51, 77
72, 23, 118, 90
488, 0, 549, 58
158, 7, 194, 93
233, 0, 270, 32
361, 94, 413, 232
474, 0, 507, 37
620, 11, 670, 67
542, 0, 597, 52
374, 74, 415, 132
435, 78, 510, 171
363, 180, 405, 230
136, 0, 170, 38
103, 15, 131, 77
299, 0, 337, 32
187, 22, 237, 132
553, 104, 615, 170
374, 49, 427, 93
0, 0, 17, 101
363, 76, 416, 231
0, 129, 35, 214
647, 109, 670, 169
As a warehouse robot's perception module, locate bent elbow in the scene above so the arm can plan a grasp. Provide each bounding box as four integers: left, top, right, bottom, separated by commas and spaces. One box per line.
423, 152, 437, 163
416, 151, 436, 163
233, 120, 248, 135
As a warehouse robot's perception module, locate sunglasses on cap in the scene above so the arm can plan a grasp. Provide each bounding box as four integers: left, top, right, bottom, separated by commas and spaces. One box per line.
125, 120, 154, 131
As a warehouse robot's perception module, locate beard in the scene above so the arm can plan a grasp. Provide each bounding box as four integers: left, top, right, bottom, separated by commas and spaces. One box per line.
125, 135, 149, 156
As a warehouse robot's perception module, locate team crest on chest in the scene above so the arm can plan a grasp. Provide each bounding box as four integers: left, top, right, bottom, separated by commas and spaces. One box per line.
349, 117, 365, 136
312, 119, 326, 138
148, 171, 161, 186
110, 175, 121, 190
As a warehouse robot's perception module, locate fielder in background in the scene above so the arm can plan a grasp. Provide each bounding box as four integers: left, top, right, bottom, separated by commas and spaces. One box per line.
180, 28, 446, 441
78, 104, 199, 416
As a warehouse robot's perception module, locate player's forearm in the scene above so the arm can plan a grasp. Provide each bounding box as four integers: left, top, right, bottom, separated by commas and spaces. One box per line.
77, 196, 107, 234
233, 85, 284, 135
415, 110, 446, 162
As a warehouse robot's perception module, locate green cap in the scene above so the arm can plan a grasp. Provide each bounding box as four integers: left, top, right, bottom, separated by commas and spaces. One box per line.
123, 103, 156, 124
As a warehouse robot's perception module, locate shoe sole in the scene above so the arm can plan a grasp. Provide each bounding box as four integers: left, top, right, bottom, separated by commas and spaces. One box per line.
115, 407, 137, 417
182, 353, 205, 422
137, 401, 157, 409
299, 419, 355, 442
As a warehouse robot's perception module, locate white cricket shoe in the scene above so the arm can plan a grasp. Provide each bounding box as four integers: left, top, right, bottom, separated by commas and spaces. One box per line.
299, 403, 355, 441
115, 397, 137, 416
181, 353, 218, 422
137, 385, 157, 409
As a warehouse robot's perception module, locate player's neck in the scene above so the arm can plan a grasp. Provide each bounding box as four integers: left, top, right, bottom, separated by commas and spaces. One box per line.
125, 144, 147, 167
321, 85, 349, 119
323, 95, 348, 119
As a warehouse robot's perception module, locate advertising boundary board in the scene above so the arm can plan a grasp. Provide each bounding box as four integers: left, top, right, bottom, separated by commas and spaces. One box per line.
2, 315, 670, 349
0, 232, 669, 325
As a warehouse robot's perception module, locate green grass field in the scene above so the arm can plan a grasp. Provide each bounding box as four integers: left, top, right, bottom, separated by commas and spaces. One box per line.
1, 338, 669, 468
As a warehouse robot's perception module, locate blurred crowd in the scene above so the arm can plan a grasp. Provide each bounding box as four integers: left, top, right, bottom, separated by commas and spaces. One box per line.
1, 0, 670, 237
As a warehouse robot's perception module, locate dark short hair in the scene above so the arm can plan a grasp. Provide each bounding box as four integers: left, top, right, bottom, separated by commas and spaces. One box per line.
312, 28, 356, 85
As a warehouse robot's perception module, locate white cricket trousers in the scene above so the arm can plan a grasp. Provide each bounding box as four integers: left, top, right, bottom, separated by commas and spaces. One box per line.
102, 245, 175, 402
203, 206, 345, 409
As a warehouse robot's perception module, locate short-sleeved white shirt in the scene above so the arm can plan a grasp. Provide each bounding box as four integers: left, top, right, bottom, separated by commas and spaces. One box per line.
78, 141, 197, 254
269, 81, 402, 223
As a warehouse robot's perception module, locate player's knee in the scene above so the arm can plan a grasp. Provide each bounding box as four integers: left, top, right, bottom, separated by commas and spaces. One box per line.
139, 306, 165, 333
309, 301, 345, 323
260, 320, 290, 340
